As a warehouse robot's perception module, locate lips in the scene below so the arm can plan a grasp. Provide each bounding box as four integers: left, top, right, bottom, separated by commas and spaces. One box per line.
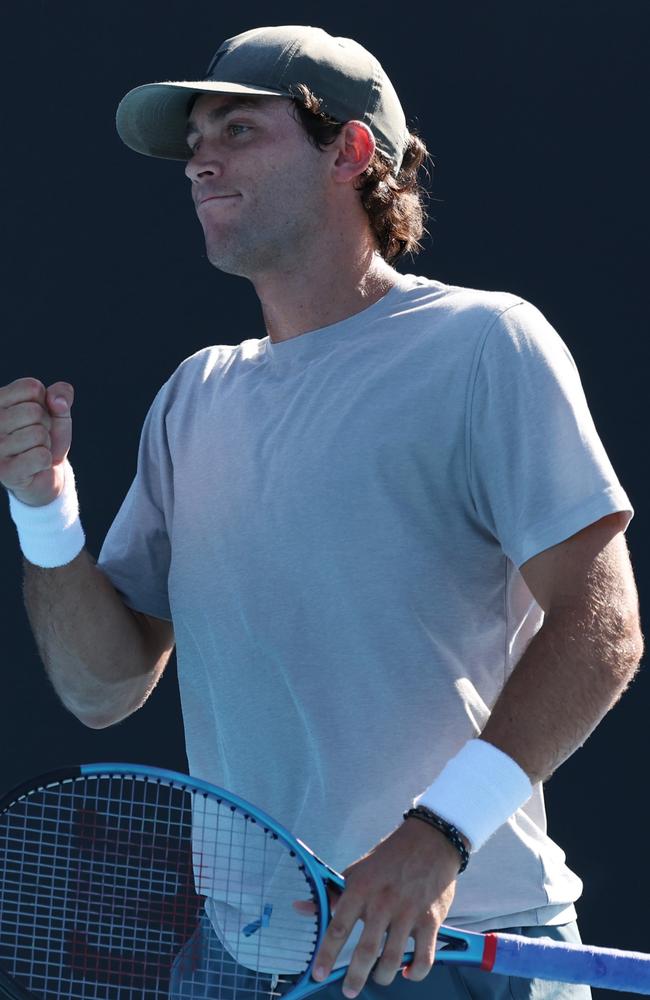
198, 195, 240, 206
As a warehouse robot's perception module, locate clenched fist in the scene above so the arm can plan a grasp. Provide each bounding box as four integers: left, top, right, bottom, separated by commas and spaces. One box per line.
0, 378, 74, 507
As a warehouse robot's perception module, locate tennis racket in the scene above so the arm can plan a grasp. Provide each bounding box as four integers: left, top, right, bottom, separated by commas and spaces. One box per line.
0, 763, 648, 999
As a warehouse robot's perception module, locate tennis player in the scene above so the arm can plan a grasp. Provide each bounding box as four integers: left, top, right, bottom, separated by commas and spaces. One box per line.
1, 25, 643, 1000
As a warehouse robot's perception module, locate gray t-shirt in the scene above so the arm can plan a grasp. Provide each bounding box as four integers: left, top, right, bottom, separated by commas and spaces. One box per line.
98, 273, 632, 931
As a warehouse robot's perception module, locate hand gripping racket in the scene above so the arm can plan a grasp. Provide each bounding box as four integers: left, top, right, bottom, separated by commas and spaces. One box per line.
0, 763, 648, 999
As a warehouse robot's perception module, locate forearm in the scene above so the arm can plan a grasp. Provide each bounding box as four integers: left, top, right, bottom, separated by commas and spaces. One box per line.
481, 599, 643, 784
23, 549, 166, 728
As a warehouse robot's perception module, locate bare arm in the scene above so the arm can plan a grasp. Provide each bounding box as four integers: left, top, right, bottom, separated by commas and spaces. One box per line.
23, 549, 175, 728
481, 512, 644, 783
0, 377, 175, 729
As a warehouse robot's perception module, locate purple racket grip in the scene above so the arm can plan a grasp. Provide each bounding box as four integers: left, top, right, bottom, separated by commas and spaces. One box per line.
490, 932, 650, 994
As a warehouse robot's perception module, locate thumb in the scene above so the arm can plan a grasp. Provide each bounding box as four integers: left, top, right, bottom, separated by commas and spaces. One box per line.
45, 381, 74, 465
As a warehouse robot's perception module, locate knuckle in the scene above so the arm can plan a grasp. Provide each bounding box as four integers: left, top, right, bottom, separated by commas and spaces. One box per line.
1, 432, 18, 459
380, 947, 403, 967
329, 921, 349, 940
18, 377, 45, 398
30, 446, 52, 468
379, 885, 400, 905
35, 425, 51, 447
392, 904, 417, 928
0, 458, 21, 488
22, 425, 46, 449
25, 401, 45, 423
340, 882, 365, 904
355, 942, 379, 963
415, 904, 438, 929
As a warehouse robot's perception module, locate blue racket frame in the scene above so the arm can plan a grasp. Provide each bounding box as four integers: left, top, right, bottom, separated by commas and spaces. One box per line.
73, 763, 487, 997
1, 762, 648, 998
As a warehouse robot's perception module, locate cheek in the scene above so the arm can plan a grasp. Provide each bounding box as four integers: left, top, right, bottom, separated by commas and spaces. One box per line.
232, 142, 329, 221
262, 160, 327, 211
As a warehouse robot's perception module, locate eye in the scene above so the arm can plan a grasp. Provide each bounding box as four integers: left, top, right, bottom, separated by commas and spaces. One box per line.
227, 123, 250, 137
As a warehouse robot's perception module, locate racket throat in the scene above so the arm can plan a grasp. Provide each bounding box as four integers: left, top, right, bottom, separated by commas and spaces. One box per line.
242, 903, 274, 937
437, 931, 471, 954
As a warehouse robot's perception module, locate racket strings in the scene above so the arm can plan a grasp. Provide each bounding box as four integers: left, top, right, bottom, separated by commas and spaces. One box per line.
0, 774, 320, 999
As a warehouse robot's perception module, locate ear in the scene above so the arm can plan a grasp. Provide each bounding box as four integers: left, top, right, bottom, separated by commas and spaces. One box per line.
331, 120, 376, 183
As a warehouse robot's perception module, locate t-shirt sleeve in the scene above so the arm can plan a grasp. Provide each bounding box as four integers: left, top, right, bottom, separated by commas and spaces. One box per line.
97, 385, 173, 620
467, 299, 633, 568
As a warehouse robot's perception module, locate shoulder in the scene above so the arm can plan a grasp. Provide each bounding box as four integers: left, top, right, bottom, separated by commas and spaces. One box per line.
397, 274, 570, 368
399, 273, 525, 323
149, 339, 265, 412
475, 296, 576, 377
171, 339, 263, 385
396, 273, 544, 352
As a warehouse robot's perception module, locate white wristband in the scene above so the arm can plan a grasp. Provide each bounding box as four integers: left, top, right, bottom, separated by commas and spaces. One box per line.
413, 738, 533, 852
7, 460, 86, 568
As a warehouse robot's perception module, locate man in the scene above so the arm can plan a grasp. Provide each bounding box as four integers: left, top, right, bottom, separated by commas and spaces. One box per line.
0, 24, 643, 1000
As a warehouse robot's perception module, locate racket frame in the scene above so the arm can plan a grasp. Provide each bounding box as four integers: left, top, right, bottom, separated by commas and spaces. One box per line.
0, 763, 532, 1000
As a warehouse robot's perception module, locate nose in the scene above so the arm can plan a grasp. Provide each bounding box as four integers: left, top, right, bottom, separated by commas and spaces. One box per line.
184, 145, 225, 182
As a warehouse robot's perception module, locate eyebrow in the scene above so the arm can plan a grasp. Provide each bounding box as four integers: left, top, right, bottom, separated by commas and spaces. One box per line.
185, 97, 273, 140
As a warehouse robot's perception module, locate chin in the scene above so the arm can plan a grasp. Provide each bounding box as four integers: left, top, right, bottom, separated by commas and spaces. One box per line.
205, 248, 252, 278
205, 238, 275, 279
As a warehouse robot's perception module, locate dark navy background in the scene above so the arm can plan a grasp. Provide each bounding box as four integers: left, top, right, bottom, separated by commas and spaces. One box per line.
2, 2, 648, 989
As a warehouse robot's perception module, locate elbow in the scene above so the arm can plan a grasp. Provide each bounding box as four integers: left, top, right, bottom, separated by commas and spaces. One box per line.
75, 713, 123, 730
52, 674, 154, 729
631, 614, 644, 662
624, 616, 644, 682
608, 609, 644, 696
63, 697, 141, 730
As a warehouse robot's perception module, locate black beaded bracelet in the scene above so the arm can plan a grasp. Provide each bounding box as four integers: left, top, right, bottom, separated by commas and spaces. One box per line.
403, 805, 470, 874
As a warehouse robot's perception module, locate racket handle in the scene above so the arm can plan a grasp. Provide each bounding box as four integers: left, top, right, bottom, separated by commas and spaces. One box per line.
490, 932, 650, 994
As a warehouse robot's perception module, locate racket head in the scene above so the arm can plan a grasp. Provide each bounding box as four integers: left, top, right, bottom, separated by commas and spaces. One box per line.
0, 763, 341, 1000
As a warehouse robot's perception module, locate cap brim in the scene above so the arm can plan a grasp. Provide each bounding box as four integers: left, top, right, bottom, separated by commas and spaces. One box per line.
116, 80, 288, 159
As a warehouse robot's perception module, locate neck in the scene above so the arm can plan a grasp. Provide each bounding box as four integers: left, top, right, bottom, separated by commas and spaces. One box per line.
251, 239, 401, 343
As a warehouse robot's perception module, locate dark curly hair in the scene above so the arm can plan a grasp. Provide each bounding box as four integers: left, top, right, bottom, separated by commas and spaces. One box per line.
289, 84, 432, 265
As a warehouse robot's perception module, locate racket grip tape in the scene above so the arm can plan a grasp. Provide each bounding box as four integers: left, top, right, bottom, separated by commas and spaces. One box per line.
490, 932, 650, 994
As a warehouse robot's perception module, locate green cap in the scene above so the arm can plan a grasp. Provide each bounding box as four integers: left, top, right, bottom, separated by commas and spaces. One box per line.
116, 25, 410, 172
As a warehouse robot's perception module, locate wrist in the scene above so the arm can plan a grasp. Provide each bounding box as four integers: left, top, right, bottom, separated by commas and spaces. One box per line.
412, 738, 533, 853
7, 459, 86, 568
403, 806, 470, 874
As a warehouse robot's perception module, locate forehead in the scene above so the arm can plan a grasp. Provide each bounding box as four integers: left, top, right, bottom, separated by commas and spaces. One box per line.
185, 94, 291, 137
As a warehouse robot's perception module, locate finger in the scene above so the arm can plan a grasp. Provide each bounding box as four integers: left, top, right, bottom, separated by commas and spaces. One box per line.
292, 900, 316, 915
45, 382, 74, 417
371, 918, 414, 986
294, 881, 341, 917
0, 378, 46, 410
0, 424, 51, 460
0, 448, 53, 489
0, 400, 52, 436
45, 383, 74, 465
326, 884, 342, 915
341, 919, 389, 998
401, 920, 438, 983
312, 892, 363, 982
